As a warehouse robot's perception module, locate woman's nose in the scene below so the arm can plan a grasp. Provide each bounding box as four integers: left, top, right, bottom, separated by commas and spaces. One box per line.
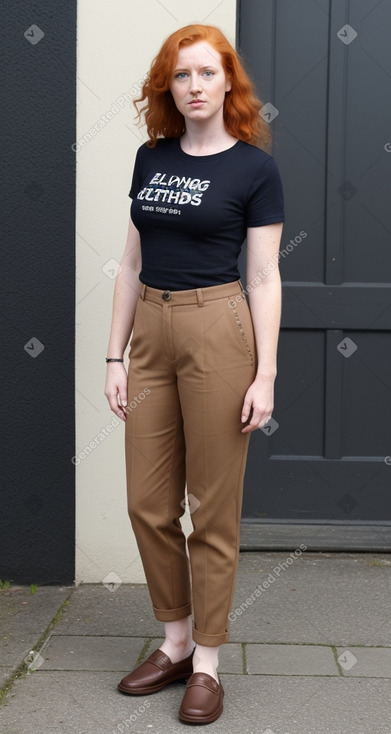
189, 73, 202, 93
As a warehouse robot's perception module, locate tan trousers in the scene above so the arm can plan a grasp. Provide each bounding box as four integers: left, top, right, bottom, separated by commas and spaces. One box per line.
124, 279, 257, 646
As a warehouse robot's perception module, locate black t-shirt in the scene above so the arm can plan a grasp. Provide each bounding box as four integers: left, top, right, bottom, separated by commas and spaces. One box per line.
129, 137, 285, 290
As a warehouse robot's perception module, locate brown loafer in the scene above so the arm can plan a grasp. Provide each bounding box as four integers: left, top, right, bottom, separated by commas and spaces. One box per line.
117, 648, 194, 695
179, 672, 224, 724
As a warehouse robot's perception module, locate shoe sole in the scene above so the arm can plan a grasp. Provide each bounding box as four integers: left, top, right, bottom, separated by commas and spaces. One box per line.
118, 674, 191, 696
178, 699, 224, 724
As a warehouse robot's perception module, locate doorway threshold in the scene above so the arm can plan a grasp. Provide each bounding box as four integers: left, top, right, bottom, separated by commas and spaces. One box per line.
240, 520, 391, 552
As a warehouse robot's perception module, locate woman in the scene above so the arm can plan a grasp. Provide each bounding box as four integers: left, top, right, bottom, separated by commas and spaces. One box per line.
104, 23, 284, 724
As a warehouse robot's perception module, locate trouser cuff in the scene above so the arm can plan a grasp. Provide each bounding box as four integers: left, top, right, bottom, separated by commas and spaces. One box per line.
153, 602, 192, 622
192, 628, 229, 647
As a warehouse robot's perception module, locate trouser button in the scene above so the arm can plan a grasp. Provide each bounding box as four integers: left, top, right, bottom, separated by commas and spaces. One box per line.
162, 290, 171, 301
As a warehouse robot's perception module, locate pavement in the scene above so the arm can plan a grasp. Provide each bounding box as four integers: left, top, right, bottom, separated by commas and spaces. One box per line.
1, 550, 391, 734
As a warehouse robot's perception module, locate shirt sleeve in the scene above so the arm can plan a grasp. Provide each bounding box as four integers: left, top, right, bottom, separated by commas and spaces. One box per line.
128, 145, 144, 199
245, 156, 285, 226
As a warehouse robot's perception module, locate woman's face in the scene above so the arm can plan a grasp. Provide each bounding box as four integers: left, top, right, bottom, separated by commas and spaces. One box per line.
169, 41, 231, 125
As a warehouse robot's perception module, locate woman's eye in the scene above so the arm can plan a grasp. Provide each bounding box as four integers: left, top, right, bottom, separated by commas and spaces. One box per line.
174, 70, 215, 80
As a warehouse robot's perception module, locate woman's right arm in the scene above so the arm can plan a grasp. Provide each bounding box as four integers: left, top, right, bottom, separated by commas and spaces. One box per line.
104, 216, 142, 421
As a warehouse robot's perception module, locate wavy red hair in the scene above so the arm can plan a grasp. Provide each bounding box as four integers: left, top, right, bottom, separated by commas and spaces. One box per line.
133, 24, 271, 149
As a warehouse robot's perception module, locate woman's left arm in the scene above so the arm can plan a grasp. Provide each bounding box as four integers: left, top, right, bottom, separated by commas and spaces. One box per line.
241, 222, 284, 433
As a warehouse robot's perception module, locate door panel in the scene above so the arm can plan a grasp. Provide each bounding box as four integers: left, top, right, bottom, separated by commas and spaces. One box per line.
238, 0, 391, 531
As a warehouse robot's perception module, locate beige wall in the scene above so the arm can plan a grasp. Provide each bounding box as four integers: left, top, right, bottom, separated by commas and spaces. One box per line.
75, 0, 237, 584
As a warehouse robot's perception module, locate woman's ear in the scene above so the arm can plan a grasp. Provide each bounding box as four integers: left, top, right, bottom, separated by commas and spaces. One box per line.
225, 77, 232, 93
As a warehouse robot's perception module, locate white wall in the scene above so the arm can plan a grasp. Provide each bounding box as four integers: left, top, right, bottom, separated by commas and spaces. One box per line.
75, 0, 237, 584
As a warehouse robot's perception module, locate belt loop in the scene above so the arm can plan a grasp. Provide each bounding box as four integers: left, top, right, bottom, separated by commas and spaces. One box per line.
140, 283, 146, 300
196, 288, 204, 307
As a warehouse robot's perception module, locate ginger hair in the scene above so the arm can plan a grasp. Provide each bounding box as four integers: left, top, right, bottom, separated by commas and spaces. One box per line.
133, 24, 271, 149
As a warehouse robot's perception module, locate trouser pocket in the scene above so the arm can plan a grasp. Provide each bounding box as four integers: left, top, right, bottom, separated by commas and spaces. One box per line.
228, 298, 256, 365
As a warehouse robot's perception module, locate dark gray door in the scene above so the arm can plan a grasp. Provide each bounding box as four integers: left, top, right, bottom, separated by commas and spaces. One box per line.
238, 0, 391, 538
0, 2, 76, 582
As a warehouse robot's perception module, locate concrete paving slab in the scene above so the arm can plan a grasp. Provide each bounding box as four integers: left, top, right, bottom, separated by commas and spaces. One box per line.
40, 554, 391, 646
1, 671, 391, 734
229, 552, 391, 646
39, 633, 245, 676
2, 553, 391, 732
336, 646, 391, 677
0, 585, 71, 675
219, 642, 244, 674
38, 635, 146, 671
246, 643, 338, 676
53, 583, 163, 637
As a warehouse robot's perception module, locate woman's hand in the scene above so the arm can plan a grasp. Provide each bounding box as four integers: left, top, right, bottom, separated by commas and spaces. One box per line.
240, 375, 275, 433
104, 362, 128, 422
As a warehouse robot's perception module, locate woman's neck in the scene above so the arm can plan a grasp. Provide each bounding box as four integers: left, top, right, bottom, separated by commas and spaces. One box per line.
179, 120, 238, 156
